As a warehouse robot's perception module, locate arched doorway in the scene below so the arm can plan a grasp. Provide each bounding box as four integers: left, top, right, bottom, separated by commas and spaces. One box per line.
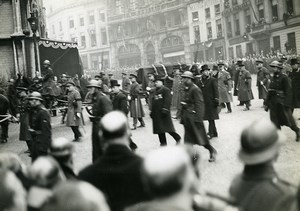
161, 36, 185, 64
118, 44, 141, 67
145, 43, 155, 65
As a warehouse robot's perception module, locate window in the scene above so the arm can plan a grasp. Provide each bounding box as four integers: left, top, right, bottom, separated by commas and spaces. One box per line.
215, 4, 220, 16
101, 28, 107, 45
70, 35, 76, 43
227, 17, 233, 38
193, 26, 200, 42
59, 21, 62, 31
99, 12, 105, 22
271, 0, 278, 21
89, 12, 95, 25
205, 8, 210, 19
69, 18, 74, 28
273, 36, 280, 51
192, 11, 199, 21
79, 15, 84, 26
245, 9, 251, 25
286, 0, 294, 15
216, 19, 222, 38
81, 55, 88, 69
206, 22, 212, 39
174, 11, 181, 26
81, 34, 86, 48
234, 13, 240, 36
236, 45, 243, 58
52, 25, 55, 34
90, 31, 97, 47
287, 32, 296, 53
229, 47, 234, 59
246, 43, 254, 55
258, 4, 264, 21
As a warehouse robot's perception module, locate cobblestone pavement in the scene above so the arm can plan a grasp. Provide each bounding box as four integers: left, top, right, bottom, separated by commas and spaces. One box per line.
1, 75, 300, 197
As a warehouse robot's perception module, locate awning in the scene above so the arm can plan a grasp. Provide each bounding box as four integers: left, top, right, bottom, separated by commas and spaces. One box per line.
163, 50, 185, 58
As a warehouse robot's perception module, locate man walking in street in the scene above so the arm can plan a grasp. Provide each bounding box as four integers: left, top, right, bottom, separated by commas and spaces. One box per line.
86, 79, 112, 162
28, 91, 51, 161
237, 61, 254, 111
289, 58, 300, 113
65, 81, 83, 142
150, 76, 181, 146
256, 59, 270, 106
180, 71, 217, 162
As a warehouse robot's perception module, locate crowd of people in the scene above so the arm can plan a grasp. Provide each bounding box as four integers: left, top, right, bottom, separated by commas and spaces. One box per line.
0, 53, 300, 211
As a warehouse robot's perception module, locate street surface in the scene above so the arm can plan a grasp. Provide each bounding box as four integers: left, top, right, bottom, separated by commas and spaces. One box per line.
1, 75, 300, 197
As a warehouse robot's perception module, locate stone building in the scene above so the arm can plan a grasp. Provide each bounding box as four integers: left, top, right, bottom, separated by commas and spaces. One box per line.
222, 0, 300, 59
188, 0, 225, 62
107, 0, 192, 67
0, 0, 45, 81
44, 0, 110, 71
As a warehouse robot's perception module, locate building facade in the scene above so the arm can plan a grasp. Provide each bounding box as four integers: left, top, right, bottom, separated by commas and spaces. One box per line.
188, 0, 225, 62
44, 0, 110, 71
107, 0, 192, 68
222, 0, 300, 59
0, 0, 45, 81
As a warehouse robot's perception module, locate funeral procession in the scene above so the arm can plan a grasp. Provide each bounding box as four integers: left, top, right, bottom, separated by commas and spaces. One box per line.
1, 0, 300, 211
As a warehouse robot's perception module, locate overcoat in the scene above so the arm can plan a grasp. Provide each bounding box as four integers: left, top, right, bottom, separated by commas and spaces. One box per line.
237, 70, 254, 102
171, 75, 183, 109
289, 68, 300, 108
147, 80, 156, 111
151, 86, 175, 134
129, 82, 145, 118
256, 67, 270, 99
266, 72, 295, 128
213, 70, 233, 103
66, 89, 82, 127
198, 76, 219, 120
112, 91, 128, 115
180, 84, 209, 146
18, 98, 32, 141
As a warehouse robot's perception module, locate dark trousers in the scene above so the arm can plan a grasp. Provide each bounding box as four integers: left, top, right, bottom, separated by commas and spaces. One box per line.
71, 126, 82, 139
92, 123, 103, 163
208, 120, 218, 136
133, 118, 145, 127
0, 120, 8, 140
158, 132, 181, 146
226, 102, 232, 112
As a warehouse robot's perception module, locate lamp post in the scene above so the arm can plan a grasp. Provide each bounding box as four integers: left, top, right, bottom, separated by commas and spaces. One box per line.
27, 12, 39, 75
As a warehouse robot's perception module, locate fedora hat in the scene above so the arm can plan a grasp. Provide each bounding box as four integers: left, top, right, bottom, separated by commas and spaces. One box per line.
110, 80, 120, 87
239, 119, 285, 165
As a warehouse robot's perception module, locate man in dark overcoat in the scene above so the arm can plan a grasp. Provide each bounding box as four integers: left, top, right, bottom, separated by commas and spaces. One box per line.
86, 79, 112, 162
256, 59, 270, 106
78, 111, 149, 211
265, 61, 300, 142
28, 92, 52, 161
180, 71, 217, 162
150, 76, 181, 146
111, 79, 137, 151
197, 65, 219, 139
289, 58, 300, 112
237, 61, 254, 111
129, 74, 145, 129
230, 119, 296, 211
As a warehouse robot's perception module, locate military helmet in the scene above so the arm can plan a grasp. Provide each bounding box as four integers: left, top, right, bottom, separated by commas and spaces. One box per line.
86, 79, 101, 89
50, 137, 74, 157
28, 91, 43, 101
181, 71, 194, 79
270, 61, 283, 69
43, 60, 51, 65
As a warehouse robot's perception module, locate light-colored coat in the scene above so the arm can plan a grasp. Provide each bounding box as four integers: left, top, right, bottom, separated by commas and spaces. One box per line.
66, 89, 82, 127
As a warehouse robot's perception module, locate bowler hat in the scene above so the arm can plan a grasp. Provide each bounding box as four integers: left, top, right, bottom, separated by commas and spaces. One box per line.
129, 74, 137, 78
181, 71, 194, 79
239, 119, 285, 165
110, 80, 120, 87
290, 58, 299, 65
201, 64, 210, 72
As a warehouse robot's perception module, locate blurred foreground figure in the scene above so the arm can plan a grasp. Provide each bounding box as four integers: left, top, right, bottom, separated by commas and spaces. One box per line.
229, 119, 296, 211
41, 181, 110, 211
79, 111, 148, 211
0, 169, 27, 211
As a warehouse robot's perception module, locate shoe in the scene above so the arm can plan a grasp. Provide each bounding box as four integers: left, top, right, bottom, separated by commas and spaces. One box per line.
209, 149, 217, 162
296, 131, 300, 142
243, 108, 250, 111
73, 137, 82, 142
137, 124, 145, 128
131, 126, 137, 130
226, 110, 232, 113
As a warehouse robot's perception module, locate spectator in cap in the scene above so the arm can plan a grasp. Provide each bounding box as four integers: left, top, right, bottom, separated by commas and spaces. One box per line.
237, 61, 254, 111
180, 71, 217, 162
86, 79, 112, 162
0, 90, 10, 143
129, 74, 145, 129
150, 75, 181, 146
229, 119, 297, 211
41, 181, 110, 211
197, 65, 220, 139
122, 72, 131, 94
78, 111, 149, 211
280, 55, 292, 75
49, 137, 76, 180
265, 61, 300, 142
289, 58, 300, 112
0, 169, 27, 211
146, 72, 156, 111
256, 59, 270, 106
28, 92, 52, 161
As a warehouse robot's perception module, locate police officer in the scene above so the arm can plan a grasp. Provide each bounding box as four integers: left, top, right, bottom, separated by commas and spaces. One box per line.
256, 59, 270, 106
86, 79, 112, 162
229, 119, 296, 211
28, 91, 52, 161
265, 61, 300, 142
180, 71, 217, 162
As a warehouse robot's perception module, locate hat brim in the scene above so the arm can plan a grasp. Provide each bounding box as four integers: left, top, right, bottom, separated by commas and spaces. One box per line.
28, 97, 44, 101
239, 131, 285, 165
86, 85, 101, 89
